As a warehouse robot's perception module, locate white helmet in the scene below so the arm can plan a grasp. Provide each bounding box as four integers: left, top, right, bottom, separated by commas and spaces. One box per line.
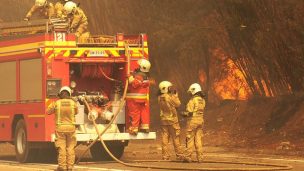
137, 59, 151, 73
64, 1, 77, 14
188, 83, 202, 95
59, 86, 72, 96
35, 0, 47, 7
159, 81, 172, 94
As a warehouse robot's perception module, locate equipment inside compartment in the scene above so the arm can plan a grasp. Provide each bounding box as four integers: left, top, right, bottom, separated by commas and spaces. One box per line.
69, 63, 125, 123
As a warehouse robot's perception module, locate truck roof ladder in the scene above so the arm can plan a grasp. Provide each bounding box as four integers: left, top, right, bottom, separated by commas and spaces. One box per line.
0, 18, 69, 36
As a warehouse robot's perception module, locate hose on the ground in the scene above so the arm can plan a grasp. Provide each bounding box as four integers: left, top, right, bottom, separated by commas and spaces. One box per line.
77, 84, 293, 170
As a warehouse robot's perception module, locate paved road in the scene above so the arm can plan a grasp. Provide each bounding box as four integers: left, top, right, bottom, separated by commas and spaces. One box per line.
1, 141, 304, 171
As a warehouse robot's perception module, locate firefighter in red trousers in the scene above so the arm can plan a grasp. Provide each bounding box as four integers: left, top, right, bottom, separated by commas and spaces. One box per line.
126, 59, 153, 135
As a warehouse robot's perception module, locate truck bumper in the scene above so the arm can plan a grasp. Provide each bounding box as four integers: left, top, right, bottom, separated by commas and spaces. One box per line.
51, 132, 156, 142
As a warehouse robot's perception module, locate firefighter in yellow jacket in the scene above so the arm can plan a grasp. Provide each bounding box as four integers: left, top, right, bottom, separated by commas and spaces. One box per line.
158, 81, 184, 160
48, 86, 78, 171
54, 0, 69, 19
182, 83, 205, 163
24, 0, 55, 21
64, 1, 90, 38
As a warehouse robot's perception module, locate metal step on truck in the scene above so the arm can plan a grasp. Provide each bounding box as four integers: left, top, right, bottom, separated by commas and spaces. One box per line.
0, 18, 156, 162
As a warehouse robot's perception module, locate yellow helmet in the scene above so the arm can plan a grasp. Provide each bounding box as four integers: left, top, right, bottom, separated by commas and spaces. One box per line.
35, 0, 47, 7
137, 59, 151, 73
159, 81, 172, 94
64, 1, 77, 14
188, 83, 202, 95
59, 86, 72, 96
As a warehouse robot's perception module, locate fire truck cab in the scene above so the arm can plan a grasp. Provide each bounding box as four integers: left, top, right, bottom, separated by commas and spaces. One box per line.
0, 19, 155, 162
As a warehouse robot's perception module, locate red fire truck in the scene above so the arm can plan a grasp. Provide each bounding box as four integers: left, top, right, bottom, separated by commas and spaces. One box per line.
0, 19, 155, 162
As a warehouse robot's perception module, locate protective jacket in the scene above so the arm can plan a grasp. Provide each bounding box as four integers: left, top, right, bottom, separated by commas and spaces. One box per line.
25, 2, 55, 19
158, 93, 181, 125
49, 99, 78, 132
185, 95, 205, 120
126, 71, 149, 102
69, 7, 89, 37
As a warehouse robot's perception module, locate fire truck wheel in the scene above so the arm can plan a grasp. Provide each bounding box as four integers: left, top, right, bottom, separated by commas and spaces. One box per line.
90, 141, 125, 161
14, 119, 37, 163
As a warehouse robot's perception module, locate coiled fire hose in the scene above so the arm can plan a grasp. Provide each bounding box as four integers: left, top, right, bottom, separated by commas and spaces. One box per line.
75, 81, 292, 170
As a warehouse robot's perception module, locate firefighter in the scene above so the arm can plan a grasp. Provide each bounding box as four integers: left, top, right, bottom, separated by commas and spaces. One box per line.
126, 59, 153, 135
158, 81, 184, 160
24, 0, 55, 21
54, 0, 69, 19
63, 1, 90, 38
182, 83, 205, 163
48, 86, 78, 171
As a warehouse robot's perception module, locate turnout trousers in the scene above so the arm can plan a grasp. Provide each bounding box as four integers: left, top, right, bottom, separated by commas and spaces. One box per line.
55, 131, 77, 170
161, 123, 184, 160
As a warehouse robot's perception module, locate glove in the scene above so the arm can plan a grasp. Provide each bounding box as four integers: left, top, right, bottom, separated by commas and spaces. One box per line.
128, 75, 135, 83
149, 78, 156, 85
181, 111, 188, 117
23, 17, 29, 21
142, 80, 150, 87
182, 111, 193, 117
168, 86, 177, 94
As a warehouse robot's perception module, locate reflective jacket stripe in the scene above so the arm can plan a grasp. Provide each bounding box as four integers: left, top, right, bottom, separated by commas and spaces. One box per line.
126, 93, 148, 99
56, 101, 61, 125
71, 102, 75, 123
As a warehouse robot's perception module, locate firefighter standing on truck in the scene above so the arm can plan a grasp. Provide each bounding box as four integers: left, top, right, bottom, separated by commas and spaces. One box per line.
126, 59, 152, 135
48, 86, 78, 171
182, 83, 205, 163
24, 0, 55, 21
63, 1, 90, 38
158, 81, 184, 160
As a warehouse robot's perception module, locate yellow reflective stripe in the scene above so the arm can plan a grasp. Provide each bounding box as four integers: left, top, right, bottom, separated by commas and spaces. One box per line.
28, 115, 45, 118
45, 41, 76, 47
0, 115, 10, 119
126, 93, 148, 99
56, 101, 61, 125
110, 50, 119, 57
144, 48, 149, 55
0, 42, 43, 54
71, 102, 75, 124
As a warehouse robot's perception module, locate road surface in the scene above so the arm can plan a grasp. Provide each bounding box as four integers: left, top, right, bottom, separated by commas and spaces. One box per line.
0, 140, 304, 171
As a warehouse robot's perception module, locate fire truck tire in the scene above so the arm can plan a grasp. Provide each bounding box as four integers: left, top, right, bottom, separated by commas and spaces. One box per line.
90, 141, 125, 161
14, 119, 37, 163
